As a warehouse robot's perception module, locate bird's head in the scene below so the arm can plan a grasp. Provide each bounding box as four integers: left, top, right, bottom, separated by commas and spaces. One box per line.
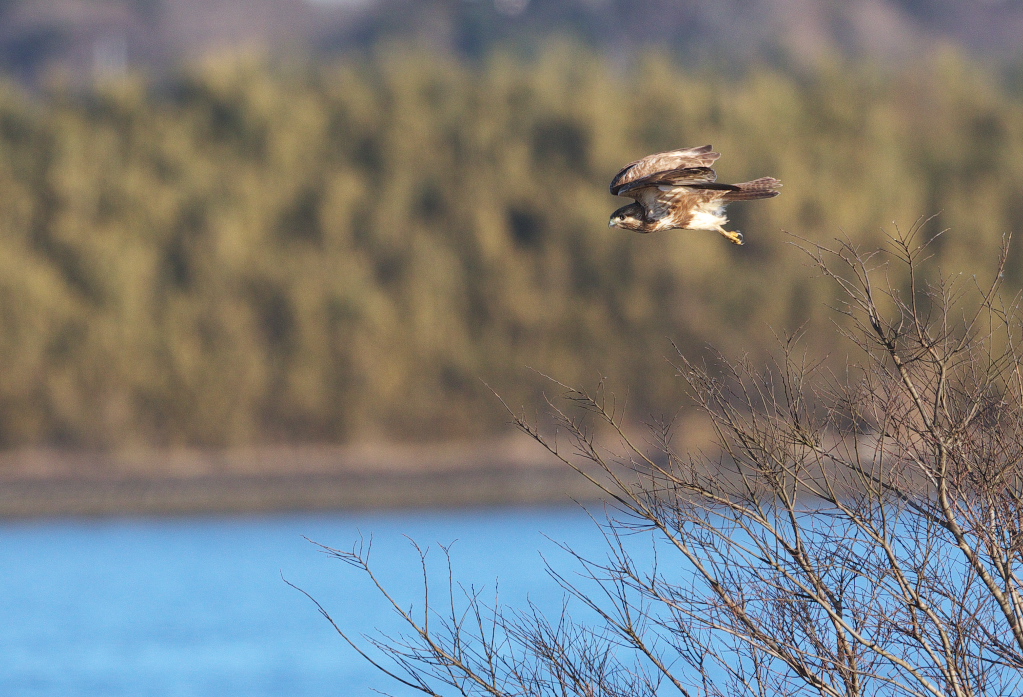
608, 203, 645, 231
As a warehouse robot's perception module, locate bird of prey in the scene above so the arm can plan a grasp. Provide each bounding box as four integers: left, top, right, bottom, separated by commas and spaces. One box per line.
608, 145, 781, 245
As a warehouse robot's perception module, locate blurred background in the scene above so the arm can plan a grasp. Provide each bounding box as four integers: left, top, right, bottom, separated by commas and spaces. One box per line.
1, 0, 1022, 694
0, 0, 1021, 458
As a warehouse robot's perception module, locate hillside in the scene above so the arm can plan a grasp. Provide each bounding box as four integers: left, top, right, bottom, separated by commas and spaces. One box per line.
1, 0, 1022, 82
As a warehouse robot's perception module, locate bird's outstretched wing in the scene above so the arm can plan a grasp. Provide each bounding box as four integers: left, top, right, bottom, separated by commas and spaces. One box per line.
609, 145, 720, 195
614, 165, 740, 217
614, 168, 740, 198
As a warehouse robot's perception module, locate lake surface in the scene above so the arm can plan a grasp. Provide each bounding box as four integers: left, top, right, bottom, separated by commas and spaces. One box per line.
0, 506, 611, 696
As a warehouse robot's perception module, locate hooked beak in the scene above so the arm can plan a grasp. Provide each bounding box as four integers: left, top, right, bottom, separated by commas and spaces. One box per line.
608, 219, 616, 228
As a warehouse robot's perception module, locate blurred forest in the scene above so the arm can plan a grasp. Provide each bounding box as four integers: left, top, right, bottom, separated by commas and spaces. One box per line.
0, 45, 1021, 449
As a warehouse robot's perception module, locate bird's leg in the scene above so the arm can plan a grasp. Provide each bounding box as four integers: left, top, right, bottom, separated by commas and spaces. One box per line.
716, 227, 744, 245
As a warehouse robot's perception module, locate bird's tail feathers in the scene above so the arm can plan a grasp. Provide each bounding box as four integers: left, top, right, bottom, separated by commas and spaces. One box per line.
723, 177, 782, 201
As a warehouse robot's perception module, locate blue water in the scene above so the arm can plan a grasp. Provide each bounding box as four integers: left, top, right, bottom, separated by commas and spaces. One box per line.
0, 506, 608, 696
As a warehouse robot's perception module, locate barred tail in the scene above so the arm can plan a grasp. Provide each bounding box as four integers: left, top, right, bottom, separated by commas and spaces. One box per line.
722, 177, 782, 201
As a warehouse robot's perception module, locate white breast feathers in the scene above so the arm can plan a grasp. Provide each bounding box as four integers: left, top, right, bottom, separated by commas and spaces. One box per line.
687, 202, 728, 231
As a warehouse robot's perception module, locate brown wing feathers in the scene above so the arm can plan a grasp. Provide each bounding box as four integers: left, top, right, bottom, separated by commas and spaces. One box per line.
611, 167, 730, 197
609, 144, 720, 194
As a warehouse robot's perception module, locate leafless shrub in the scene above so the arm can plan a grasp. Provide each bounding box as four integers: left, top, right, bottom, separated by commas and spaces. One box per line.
295, 223, 1023, 697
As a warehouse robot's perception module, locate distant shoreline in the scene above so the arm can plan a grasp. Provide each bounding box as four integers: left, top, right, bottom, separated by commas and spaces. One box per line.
0, 440, 605, 517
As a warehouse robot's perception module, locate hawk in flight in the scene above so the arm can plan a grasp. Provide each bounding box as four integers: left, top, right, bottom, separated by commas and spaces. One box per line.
608, 145, 781, 245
